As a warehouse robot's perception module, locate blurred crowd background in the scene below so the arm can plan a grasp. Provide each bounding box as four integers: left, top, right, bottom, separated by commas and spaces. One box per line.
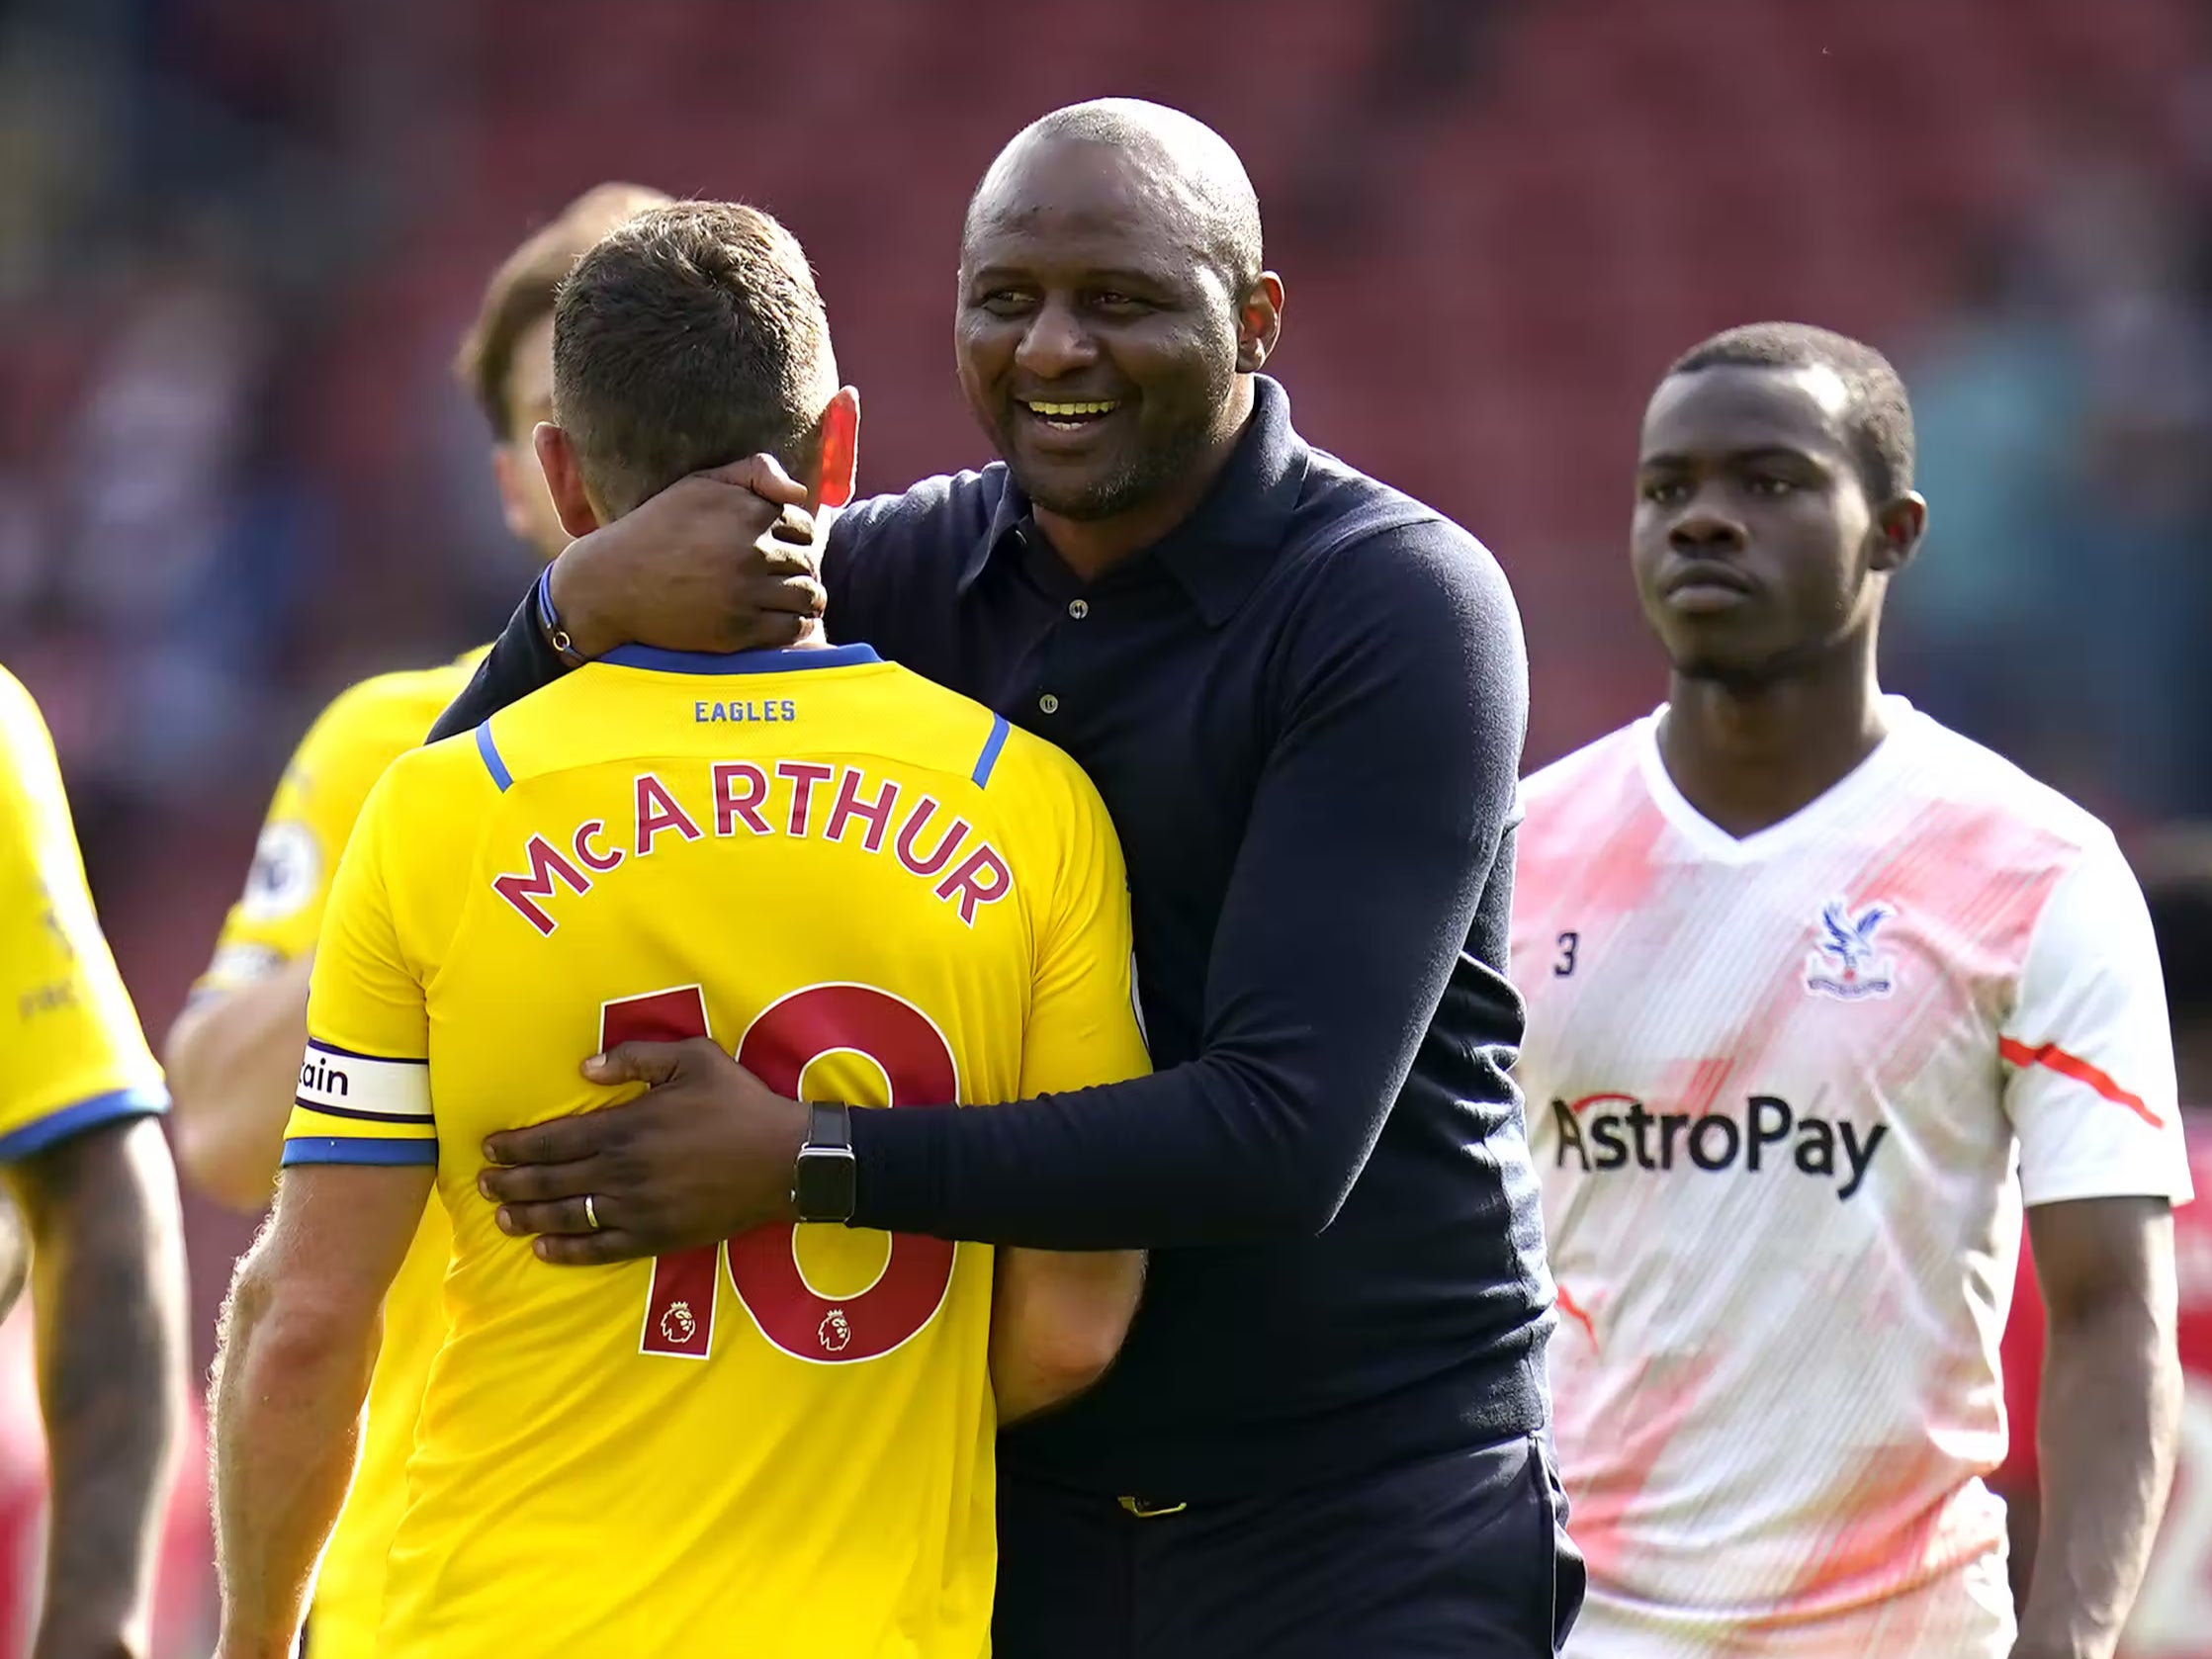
2, 0, 2210, 1645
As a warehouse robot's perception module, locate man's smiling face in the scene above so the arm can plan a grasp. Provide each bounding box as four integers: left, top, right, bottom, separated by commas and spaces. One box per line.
954, 135, 1244, 523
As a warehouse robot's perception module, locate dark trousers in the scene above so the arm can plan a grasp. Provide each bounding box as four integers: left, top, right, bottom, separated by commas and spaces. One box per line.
993, 1433, 1586, 1659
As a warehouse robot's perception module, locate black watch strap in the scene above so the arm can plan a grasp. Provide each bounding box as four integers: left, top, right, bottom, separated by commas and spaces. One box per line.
806, 1099, 852, 1152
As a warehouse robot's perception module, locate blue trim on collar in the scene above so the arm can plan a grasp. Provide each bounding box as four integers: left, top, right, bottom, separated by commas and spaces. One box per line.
600, 643, 883, 675
475, 721, 514, 792
971, 714, 1011, 787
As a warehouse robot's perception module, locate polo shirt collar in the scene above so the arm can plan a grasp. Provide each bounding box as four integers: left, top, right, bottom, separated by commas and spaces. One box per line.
958, 375, 1310, 626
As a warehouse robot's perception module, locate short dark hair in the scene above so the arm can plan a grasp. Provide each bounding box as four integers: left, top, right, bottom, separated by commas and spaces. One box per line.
1666, 321, 1916, 501
553, 202, 832, 518
454, 182, 671, 442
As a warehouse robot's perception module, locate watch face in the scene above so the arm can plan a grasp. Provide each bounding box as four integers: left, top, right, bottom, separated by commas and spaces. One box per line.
797, 1148, 857, 1223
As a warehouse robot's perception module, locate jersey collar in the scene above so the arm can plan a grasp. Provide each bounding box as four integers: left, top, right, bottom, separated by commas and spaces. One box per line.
598, 643, 882, 676
1636, 694, 1923, 863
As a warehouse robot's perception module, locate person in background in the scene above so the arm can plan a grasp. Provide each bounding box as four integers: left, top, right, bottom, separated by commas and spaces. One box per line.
0, 662, 186, 1656
161, 180, 668, 1659
1515, 321, 2186, 1658
211, 199, 1147, 1659
1997, 828, 2212, 1657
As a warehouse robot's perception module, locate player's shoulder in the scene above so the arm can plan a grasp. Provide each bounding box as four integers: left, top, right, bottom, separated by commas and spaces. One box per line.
332, 730, 498, 893
1894, 707, 2121, 869
0, 662, 55, 763
864, 663, 1109, 848
1517, 721, 1650, 826
978, 709, 1105, 819
0, 668, 64, 865
0, 662, 37, 725
868, 661, 1081, 797
298, 654, 480, 768
370, 722, 498, 805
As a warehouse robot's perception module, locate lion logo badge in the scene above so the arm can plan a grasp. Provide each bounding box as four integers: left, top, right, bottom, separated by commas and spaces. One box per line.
661, 1300, 697, 1346
819, 1308, 852, 1353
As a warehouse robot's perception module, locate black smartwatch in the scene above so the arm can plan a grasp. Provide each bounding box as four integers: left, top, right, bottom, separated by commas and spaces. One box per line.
791, 1101, 856, 1224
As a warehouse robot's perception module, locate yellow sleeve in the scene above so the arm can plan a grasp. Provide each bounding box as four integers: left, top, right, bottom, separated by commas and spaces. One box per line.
194, 674, 438, 1000
1012, 743, 1152, 1098
0, 671, 165, 1158
281, 764, 436, 1169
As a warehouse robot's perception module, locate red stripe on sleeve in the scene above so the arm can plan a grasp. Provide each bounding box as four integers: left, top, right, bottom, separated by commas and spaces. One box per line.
1998, 1036, 2164, 1128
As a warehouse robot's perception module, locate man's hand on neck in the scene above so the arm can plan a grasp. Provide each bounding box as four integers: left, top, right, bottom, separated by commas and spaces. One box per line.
547, 457, 824, 657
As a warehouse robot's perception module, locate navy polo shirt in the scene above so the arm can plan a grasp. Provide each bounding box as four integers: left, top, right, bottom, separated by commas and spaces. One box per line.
433, 376, 1551, 1499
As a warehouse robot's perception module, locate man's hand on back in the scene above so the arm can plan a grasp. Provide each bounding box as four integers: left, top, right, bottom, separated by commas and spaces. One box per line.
480, 1038, 809, 1265
548, 455, 823, 657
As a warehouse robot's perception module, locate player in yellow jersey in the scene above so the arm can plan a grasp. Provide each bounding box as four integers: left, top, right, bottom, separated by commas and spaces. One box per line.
0, 664, 188, 1653
211, 202, 1149, 1659
165, 181, 669, 1659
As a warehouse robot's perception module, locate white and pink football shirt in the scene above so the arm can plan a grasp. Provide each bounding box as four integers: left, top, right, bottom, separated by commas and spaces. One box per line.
1515, 698, 2192, 1658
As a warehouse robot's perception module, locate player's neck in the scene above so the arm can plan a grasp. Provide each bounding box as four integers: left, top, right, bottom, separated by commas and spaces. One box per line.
1658, 648, 1890, 839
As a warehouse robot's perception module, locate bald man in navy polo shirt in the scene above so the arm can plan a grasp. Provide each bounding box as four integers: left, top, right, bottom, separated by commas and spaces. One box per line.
438, 99, 1581, 1659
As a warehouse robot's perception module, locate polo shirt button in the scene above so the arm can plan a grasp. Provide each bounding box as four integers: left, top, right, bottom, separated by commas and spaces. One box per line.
1038, 693, 1060, 715
1068, 599, 1089, 620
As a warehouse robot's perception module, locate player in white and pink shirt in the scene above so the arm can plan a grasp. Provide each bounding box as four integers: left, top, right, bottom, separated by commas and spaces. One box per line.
1515, 322, 2191, 1658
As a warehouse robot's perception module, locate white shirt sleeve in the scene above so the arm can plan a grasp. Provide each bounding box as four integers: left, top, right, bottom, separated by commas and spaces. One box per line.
2004, 833, 2192, 1206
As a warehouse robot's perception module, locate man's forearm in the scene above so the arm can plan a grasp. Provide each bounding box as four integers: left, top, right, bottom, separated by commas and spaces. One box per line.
425, 589, 570, 744
212, 1252, 381, 1659
2021, 1292, 2182, 1657
852, 1058, 1356, 1248
990, 1248, 1145, 1424
7, 1118, 187, 1659
164, 958, 314, 1212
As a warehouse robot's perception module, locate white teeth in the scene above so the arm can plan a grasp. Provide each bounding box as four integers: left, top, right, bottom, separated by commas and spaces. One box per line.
1025, 400, 1118, 417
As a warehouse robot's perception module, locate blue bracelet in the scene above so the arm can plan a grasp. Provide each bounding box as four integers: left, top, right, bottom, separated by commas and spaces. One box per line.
535, 566, 588, 666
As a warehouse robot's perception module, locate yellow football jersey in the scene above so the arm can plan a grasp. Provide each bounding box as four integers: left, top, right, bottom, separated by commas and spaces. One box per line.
197, 650, 481, 1659
195, 652, 487, 997
285, 642, 1148, 1659
0, 665, 165, 1156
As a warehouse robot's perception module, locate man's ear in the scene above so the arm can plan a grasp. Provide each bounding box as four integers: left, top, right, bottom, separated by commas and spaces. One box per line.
815, 387, 860, 512
1236, 273, 1284, 375
1872, 491, 1928, 574
534, 423, 603, 539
